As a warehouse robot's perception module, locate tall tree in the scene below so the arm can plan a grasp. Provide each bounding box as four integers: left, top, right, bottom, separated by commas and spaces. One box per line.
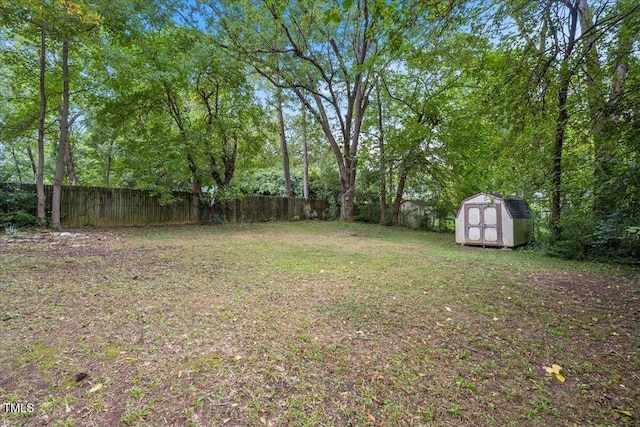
213, 0, 456, 220
1, 0, 51, 222
485, 0, 639, 254
375, 80, 387, 223
301, 101, 310, 200
578, 0, 639, 219
36, 3, 47, 222
50, 0, 99, 229
274, 71, 292, 198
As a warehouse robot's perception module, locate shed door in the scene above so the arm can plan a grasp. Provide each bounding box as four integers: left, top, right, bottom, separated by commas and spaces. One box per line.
464, 203, 502, 246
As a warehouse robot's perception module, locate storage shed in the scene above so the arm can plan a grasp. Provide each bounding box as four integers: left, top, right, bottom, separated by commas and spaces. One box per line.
455, 193, 533, 248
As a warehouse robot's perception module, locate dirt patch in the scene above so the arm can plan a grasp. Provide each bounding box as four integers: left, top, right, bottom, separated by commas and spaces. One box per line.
529, 271, 640, 319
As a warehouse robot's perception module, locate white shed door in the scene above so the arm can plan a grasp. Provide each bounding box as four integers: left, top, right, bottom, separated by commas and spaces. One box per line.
464, 203, 502, 246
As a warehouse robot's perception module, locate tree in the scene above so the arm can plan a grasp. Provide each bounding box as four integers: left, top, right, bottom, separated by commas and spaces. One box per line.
50, 0, 100, 229
274, 70, 292, 198
1, 0, 52, 222
484, 0, 639, 256
92, 25, 265, 211
212, 0, 457, 220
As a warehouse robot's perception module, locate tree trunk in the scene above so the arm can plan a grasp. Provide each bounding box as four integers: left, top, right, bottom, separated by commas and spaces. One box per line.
52, 37, 70, 230
340, 167, 356, 222
392, 166, 410, 225
589, 2, 634, 218
187, 154, 204, 206
376, 83, 386, 224
26, 144, 36, 180
301, 103, 309, 200
11, 148, 22, 182
65, 139, 77, 186
36, 16, 46, 223
275, 84, 291, 197
550, 82, 569, 242
104, 140, 113, 187
549, 1, 579, 243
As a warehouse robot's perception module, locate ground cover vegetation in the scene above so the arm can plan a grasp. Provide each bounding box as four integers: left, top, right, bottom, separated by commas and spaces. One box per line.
1, 222, 639, 426
0, 0, 638, 261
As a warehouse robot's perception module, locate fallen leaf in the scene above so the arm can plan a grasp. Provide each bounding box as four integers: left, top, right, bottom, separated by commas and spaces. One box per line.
178, 370, 182, 378
445, 306, 452, 312
615, 409, 632, 416
88, 383, 103, 393
234, 355, 243, 360
555, 373, 565, 382
492, 316, 498, 321
544, 364, 562, 375
367, 413, 376, 422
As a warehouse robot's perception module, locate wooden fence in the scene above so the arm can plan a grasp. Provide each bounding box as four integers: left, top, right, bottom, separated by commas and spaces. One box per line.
221, 195, 329, 223
7, 184, 329, 227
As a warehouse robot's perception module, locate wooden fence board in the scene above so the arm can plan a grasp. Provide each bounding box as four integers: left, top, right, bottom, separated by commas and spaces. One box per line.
7, 184, 328, 227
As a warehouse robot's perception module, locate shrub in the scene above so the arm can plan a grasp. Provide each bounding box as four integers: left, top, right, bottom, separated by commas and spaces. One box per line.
0, 183, 39, 229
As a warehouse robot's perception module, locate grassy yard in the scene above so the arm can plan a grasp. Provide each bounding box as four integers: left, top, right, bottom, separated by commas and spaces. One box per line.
1, 221, 638, 427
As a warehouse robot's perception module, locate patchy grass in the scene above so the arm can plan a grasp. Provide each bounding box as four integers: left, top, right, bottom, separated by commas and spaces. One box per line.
1, 222, 639, 426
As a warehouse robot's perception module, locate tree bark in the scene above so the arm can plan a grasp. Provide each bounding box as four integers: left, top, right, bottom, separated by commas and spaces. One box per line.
104, 140, 113, 187
36, 15, 46, 223
10, 148, 22, 182
550, 80, 569, 242
275, 83, 291, 197
65, 139, 77, 186
26, 144, 37, 179
549, 1, 579, 243
376, 83, 386, 224
301, 103, 309, 200
392, 164, 411, 225
52, 37, 70, 230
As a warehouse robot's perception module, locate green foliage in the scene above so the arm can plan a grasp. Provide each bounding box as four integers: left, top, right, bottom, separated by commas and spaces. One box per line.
0, 183, 39, 229
238, 168, 304, 198
546, 210, 640, 265
0, 0, 636, 263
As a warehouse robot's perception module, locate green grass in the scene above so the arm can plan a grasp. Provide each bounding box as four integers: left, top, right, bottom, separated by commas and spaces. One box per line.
1, 221, 638, 426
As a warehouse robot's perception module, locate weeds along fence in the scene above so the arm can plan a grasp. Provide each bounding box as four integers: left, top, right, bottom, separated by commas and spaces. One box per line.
6, 184, 329, 227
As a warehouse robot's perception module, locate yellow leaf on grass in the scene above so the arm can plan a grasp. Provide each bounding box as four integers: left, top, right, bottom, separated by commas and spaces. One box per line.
615, 409, 632, 416
367, 413, 376, 422
544, 364, 562, 374
543, 364, 565, 382
88, 383, 103, 393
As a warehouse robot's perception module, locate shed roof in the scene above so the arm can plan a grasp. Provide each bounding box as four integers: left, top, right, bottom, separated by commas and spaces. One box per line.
503, 198, 532, 219
457, 193, 532, 219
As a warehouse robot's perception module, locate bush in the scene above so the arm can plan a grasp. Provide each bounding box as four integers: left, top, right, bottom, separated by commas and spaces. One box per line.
545, 209, 640, 265
0, 183, 40, 229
